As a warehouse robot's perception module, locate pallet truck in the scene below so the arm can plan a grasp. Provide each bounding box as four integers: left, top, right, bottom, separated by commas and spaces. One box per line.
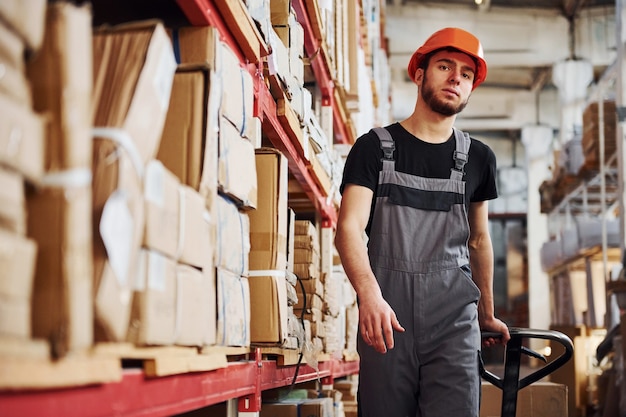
480, 328, 574, 417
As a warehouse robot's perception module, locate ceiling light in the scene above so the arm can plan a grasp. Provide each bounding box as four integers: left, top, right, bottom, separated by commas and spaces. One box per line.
475, 0, 483, 4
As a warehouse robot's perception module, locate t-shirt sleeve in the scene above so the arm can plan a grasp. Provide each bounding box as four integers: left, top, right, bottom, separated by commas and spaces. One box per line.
471, 142, 498, 202
340, 131, 382, 194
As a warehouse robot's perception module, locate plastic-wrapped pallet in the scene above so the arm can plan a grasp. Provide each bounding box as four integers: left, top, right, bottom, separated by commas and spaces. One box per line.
576, 218, 620, 250
540, 239, 564, 272
560, 227, 579, 260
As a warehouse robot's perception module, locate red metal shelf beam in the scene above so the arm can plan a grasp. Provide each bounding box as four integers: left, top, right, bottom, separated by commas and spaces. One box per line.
259, 360, 332, 391
0, 362, 257, 417
291, 0, 352, 145
0, 355, 358, 416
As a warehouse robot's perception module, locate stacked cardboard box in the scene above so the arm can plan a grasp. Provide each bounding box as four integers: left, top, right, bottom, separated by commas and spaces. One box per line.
172, 26, 262, 348
214, 194, 251, 348
248, 149, 292, 347
128, 161, 215, 347
171, 25, 258, 209
581, 100, 617, 171
335, 376, 359, 417
91, 20, 178, 347
0, 0, 43, 344
293, 220, 324, 353
480, 381, 567, 417
25, 2, 93, 358
333, 265, 358, 357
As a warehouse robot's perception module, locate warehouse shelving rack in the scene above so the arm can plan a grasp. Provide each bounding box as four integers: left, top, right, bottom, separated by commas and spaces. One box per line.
0, 0, 362, 415
0, 350, 359, 416
177, 0, 353, 228
544, 61, 622, 329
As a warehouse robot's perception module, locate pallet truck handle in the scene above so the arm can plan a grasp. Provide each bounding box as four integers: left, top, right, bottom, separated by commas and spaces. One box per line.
480, 327, 573, 389
480, 327, 574, 417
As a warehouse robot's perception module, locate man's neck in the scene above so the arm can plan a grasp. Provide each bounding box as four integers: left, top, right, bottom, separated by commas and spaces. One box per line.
400, 109, 456, 144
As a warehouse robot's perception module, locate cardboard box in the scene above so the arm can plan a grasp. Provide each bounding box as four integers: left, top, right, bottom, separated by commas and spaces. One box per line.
294, 293, 323, 311
293, 264, 322, 280
0, 297, 30, 339
92, 137, 145, 342
286, 280, 298, 306
549, 325, 588, 417
216, 267, 250, 347
480, 381, 568, 417
128, 249, 177, 346
177, 185, 213, 269
0, 94, 45, 183
270, 0, 290, 26
0, 229, 36, 338
158, 68, 208, 190
27, 179, 93, 357
286, 208, 296, 272
0, 228, 36, 299
0, 0, 47, 51
143, 160, 180, 259
0, 59, 31, 107
218, 116, 257, 210
204, 266, 217, 346
173, 27, 254, 140
295, 307, 323, 324
27, 2, 93, 171
0, 20, 25, 71
296, 278, 324, 298
248, 116, 263, 148
268, 29, 290, 86
294, 247, 320, 265
157, 65, 220, 215
248, 273, 288, 345
0, 19, 31, 105
174, 263, 214, 346
249, 149, 288, 271
215, 194, 250, 276
92, 21, 176, 165
199, 69, 221, 212
219, 43, 254, 136
0, 167, 26, 234
295, 220, 318, 239
173, 26, 221, 69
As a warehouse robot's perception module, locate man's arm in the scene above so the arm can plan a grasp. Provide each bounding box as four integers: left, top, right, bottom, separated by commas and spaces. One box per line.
467, 200, 510, 345
334, 184, 404, 353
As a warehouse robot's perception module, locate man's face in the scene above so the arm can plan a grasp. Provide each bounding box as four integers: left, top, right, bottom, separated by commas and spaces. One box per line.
418, 49, 476, 116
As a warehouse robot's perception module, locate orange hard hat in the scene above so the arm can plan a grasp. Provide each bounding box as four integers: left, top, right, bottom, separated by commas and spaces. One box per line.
407, 27, 487, 90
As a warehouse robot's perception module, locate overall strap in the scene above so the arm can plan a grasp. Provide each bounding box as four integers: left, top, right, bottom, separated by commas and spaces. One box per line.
371, 127, 395, 172
451, 128, 471, 181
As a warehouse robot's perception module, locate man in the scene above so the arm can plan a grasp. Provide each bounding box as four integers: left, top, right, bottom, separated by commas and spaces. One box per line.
334, 27, 511, 417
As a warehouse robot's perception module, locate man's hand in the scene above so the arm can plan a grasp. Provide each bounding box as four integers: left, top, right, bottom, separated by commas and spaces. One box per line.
480, 317, 510, 348
358, 292, 405, 354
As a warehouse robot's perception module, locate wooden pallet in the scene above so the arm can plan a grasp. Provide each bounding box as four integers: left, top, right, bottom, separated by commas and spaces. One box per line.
342, 350, 359, 362
0, 337, 121, 390
200, 345, 250, 360
93, 343, 229, 377
260, 347, 303, 366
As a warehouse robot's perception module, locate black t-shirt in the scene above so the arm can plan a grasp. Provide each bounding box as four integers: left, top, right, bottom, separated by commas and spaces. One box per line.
340, 122, 498, 231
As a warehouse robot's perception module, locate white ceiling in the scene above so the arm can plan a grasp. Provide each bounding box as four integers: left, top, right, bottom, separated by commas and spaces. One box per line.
385, 1, 617, 132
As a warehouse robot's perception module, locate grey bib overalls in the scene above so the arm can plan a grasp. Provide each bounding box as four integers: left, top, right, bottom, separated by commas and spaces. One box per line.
357, 127, 482, 417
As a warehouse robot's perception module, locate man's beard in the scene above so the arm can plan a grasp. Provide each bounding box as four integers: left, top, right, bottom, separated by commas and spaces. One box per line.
420, 72, 469, 116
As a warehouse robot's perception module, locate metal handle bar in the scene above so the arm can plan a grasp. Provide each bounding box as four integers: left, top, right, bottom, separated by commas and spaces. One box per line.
480, 327, 574, 390
480, 327, 573, 417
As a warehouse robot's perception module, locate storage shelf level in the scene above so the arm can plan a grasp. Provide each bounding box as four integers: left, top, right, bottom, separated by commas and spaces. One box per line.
0, 354, 359, 416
